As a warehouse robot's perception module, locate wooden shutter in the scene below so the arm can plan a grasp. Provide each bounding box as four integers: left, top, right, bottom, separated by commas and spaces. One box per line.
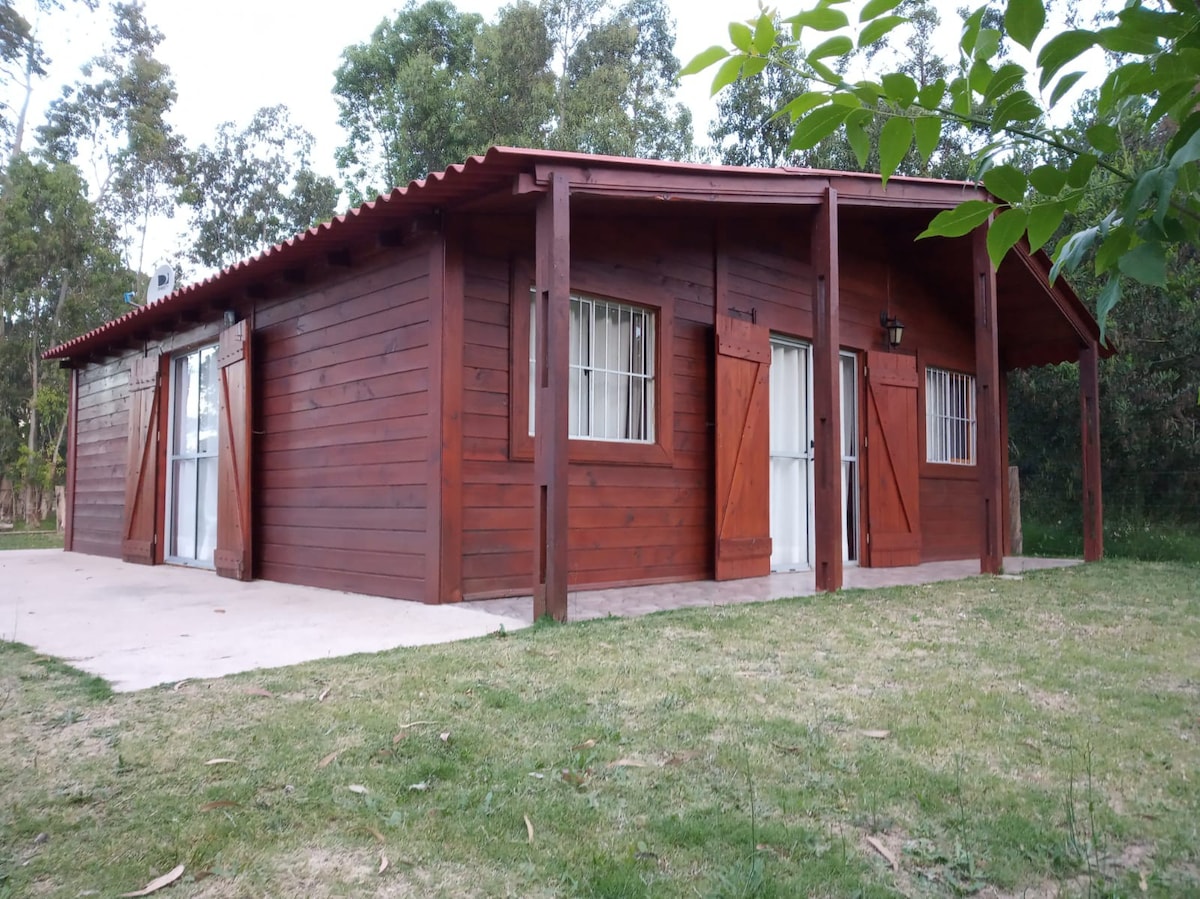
215, 322, 253, 580
714, 314, 772, 580
122, 355, 162, 564
864, 351, 921, 567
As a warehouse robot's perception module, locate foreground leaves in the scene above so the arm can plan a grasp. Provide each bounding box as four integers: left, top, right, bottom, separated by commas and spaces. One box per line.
686, 0, 1200, 333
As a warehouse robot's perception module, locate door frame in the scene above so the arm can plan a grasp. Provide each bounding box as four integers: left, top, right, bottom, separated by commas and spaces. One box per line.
768, 334, 815, 571
163, 342, 220, 568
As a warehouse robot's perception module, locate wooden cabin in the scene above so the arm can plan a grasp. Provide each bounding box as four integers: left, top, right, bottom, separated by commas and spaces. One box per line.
44, 148, 1109, 618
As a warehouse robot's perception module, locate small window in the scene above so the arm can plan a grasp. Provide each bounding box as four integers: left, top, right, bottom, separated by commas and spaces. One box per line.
530, 293, 655, 443
926, 367, 976, 465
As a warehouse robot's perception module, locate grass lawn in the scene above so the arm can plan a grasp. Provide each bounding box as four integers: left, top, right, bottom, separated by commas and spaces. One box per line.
0, 527, 63, 551
1, 561, 1198, 898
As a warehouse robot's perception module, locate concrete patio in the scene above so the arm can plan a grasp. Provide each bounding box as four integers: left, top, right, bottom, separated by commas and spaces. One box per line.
462, 556, 1081, 621
1, 550, 1079, 692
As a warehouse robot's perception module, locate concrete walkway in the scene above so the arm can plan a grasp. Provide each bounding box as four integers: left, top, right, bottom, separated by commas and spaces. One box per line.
0, 550, 527, 692
1, 550, 1078, 692
462, 556, 1080, 621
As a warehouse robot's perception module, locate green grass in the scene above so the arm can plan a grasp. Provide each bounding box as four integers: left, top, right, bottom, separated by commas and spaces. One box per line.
1024, 517, 1200, 563
0, 529, 64, 550
2, 561, 1199, 897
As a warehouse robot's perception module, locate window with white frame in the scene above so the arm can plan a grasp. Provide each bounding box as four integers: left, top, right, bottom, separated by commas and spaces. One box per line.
926, 366, 976, 465
529, 293, 655, 442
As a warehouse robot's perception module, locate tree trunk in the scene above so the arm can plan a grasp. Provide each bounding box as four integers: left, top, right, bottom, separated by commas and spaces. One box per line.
24, 332, 40, 526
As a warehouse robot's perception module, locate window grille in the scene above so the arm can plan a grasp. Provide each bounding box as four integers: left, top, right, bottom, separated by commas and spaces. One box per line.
925, 366, 976, 465
530, 293, 655, 442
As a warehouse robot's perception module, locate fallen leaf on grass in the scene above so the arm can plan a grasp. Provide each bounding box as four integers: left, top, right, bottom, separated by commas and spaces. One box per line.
439, 731, 451, 743
572, 739, 597, 750
348, 784, 368, 795
607, 758, 649, 769
172, 680, 189, 692
771, 743, 804, 754
561, 769, 588, 786
378, 852, 389, 874
408, 782, 429, 792
524, 814, 534, 843
199, 801, 238, 812
119, 863, 185, 897
205, 758, 237, 766
528, 772, 544, 779
396, 720, 436, 728
318, 751, 342, 769
244, 687, 273, 698
317, 687, 331, 702
393, 732, 407, 745
865, 836, 898, 871
859, 730, 890, 740
366, 826, 385, 844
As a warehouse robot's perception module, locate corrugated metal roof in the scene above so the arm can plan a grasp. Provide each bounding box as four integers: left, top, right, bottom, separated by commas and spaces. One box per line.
41, 147, 1073, 361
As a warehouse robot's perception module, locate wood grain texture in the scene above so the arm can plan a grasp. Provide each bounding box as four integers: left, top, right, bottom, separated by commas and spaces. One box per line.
864, 351, 921, 567
714, 314, 772, 581
254, 248, 434, 601
533, 172, 571, 621
973, 226, 1004, 575
121, 355, 162, 564
216, 321, 253, 580
811, 188, 843, 591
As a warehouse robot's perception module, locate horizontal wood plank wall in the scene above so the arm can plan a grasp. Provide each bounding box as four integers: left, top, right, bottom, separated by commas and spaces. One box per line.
255, 246, 433, 600
459, 214, 715, 599
71, 357, 132, 557
839, 224, 981, 564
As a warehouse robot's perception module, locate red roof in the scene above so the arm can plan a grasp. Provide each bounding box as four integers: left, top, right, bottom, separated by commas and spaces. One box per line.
44, 147, 1099, 360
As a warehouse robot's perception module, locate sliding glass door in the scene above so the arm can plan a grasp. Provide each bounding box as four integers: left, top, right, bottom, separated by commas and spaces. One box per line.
166, 345, 218, 565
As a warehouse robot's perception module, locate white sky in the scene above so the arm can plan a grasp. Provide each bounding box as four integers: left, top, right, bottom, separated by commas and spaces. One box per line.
31, 0, 752, 181
20, 0, 1103, 275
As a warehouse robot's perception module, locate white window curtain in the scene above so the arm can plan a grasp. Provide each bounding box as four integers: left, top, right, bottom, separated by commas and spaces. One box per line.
530, 293, 655, 443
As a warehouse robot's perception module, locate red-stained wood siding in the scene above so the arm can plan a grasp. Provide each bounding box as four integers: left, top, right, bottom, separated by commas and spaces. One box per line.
71, 357, 131, 558
255, 246, 433, 600
459, 214, 715, 599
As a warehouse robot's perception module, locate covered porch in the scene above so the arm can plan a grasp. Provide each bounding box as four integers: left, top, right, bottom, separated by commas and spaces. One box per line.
465, 556, 1080, 623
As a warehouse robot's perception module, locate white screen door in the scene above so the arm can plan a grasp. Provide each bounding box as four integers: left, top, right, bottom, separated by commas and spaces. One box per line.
166, 345, 219, 565
769, 337, 814, 570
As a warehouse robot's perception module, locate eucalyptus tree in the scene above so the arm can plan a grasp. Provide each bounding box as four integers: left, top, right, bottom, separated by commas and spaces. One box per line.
180, 105, 338, 270
334, 0, 694, 200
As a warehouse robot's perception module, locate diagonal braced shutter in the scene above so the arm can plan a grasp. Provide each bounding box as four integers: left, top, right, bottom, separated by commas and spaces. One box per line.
714, 314, 772, 580
864, 351, 921, 567
215, 322, 253, 581
122, 355, 162, 564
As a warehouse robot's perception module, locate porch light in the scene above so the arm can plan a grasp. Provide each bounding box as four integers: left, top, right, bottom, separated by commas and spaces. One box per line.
880, 312, 904, 348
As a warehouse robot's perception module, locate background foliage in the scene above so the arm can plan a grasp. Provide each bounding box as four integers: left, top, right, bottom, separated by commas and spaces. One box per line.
0, 0, 1194, 550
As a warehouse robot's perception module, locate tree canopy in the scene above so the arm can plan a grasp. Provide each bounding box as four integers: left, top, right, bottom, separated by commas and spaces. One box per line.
685, 0, 1200, 330
333, 0, 694, 201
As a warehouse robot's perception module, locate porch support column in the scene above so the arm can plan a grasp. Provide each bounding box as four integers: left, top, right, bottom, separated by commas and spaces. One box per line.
426, 219, 464, 604
972, 225, 1004, 574
1080, 340, 1104, 561
811, 186, 843, 592
533, 172, 571, 621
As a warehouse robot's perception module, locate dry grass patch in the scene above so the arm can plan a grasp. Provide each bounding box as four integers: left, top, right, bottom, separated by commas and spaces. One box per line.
1, 560, 1199, 897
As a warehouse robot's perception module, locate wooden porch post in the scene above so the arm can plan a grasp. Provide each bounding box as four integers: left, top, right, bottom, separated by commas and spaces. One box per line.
426, 221, 465, 603
812, 187, 843, 591
973, 226, 1004, 574
533, 172, 571, 621
64, 366, 78, 551
1080, 340, 1104, 561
